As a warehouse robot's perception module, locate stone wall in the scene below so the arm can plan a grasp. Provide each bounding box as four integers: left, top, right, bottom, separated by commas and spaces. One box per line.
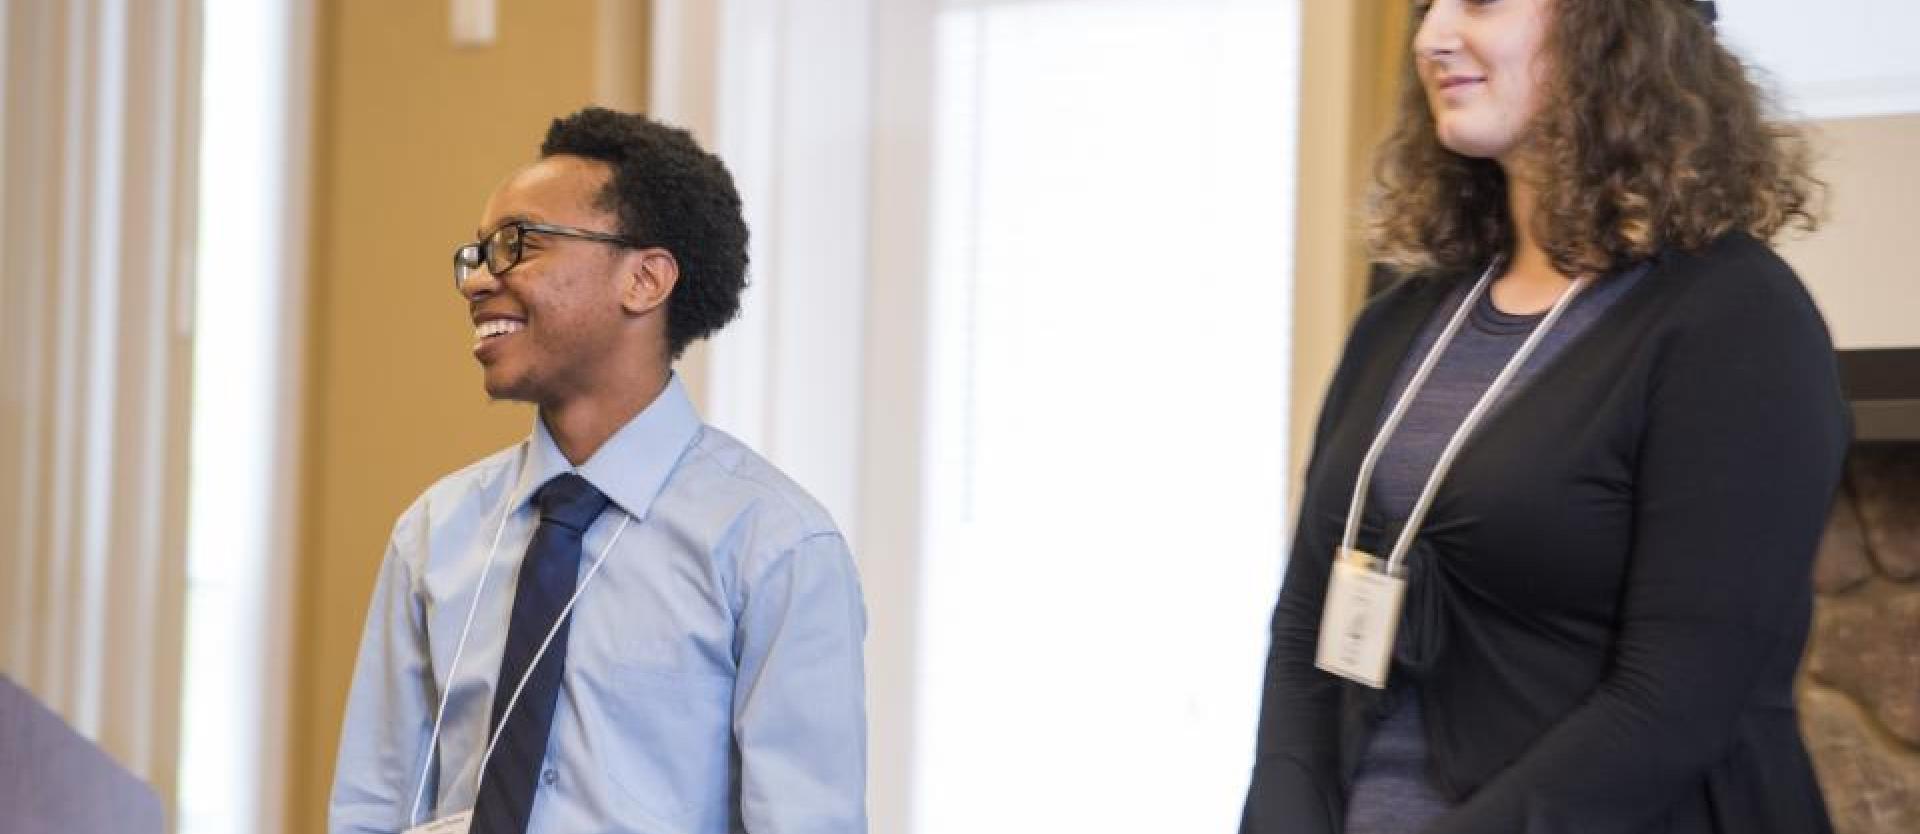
1802, 443, 1920, 833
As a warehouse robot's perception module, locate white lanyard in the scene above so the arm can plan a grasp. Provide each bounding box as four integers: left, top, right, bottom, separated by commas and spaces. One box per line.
405, 487, 633, 828
1341, 262, 1589, 576
1314, 263, 1589, 689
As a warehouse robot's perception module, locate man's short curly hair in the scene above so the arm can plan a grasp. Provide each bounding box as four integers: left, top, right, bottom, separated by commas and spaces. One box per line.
541, 107, 749, 358
1368, 0, 1821, 278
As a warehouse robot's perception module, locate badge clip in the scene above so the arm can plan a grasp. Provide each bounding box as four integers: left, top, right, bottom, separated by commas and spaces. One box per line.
1314, 548, 1406, 689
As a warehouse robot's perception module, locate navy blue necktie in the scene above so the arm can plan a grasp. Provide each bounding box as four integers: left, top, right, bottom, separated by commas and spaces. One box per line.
472, 473, 609, 834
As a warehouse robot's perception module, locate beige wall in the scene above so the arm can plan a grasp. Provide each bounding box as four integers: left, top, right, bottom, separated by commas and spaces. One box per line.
1290, 0, 1408, 487
289, 2, 647, 830
1777, 113, 1920, 350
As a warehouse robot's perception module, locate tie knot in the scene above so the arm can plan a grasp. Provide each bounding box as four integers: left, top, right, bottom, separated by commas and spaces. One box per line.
534, 472, 610, 533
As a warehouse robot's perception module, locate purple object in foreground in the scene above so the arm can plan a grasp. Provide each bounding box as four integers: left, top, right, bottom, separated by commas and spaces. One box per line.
0, 675, 164, 834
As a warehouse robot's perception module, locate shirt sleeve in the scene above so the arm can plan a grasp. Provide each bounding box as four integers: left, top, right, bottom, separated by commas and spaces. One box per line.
329, 521, 438, 834
1425, 266, 1849, 833
732, 531, 870, 834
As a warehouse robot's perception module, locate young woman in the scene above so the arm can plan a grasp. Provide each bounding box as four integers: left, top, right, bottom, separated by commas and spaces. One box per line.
1240, 2, 1844, 832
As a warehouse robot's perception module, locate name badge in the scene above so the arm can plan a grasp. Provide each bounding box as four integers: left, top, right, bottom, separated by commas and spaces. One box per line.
1314, 548, 1405, 689
404, 810, 472, 834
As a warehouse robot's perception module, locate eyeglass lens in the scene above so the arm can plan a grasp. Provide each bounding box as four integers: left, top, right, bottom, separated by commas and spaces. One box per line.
453, 223, 526, 288
485, 224, 522, 275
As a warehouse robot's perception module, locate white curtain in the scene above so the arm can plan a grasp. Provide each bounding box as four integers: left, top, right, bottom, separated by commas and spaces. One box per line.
650, 3, 916, 830
0, 0, 201, 806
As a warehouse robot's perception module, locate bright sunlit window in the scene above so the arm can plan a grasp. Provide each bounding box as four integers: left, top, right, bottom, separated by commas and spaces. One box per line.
914, 1, 1300, 831
178, 1, 296, 832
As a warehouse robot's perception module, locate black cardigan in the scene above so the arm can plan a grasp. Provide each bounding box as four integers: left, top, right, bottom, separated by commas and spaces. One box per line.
1240, 233, 1849, 834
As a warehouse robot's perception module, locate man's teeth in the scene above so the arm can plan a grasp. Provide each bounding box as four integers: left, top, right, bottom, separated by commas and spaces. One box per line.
474, 319, 525, 340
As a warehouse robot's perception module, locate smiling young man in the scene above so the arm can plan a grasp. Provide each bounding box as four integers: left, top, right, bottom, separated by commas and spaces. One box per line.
328, 108, 867, 834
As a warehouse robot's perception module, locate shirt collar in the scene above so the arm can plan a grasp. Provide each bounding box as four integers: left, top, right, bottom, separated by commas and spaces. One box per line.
510, 373, 703, 522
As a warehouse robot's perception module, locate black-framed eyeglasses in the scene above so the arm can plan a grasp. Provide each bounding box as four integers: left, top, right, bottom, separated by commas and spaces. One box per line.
452, 220, 645, 289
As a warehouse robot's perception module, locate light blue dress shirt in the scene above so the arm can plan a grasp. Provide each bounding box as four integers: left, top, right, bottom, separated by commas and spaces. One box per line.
328, 376, 868, 834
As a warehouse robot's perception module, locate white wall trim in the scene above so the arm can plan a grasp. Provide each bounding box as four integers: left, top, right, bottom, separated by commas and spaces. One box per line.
173, 0, 313, 831
1788, 75, 1920, 121
858, 5, 938, 831
1718, 0, 1920, 121
256, 0, 316, 830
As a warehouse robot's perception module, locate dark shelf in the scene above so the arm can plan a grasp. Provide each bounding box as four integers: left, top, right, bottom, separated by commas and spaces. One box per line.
1838, 348, 1920, 442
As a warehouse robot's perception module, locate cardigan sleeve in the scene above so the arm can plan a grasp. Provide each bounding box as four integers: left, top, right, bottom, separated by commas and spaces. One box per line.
1239, 516, 1349, 834
1240, 283, 1416, 834
1424, 255, 1850, 833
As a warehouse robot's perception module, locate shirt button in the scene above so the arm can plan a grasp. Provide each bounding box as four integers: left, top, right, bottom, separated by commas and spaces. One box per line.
542, 768, 558, 787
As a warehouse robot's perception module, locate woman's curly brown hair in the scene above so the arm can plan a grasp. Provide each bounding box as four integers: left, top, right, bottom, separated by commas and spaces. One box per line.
1367, 0, 1821, 278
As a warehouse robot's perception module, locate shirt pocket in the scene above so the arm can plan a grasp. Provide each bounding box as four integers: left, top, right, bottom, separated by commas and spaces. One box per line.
591, 662, 735, 823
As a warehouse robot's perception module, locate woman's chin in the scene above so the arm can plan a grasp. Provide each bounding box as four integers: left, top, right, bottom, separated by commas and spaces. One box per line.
1435, 123, 1519, 162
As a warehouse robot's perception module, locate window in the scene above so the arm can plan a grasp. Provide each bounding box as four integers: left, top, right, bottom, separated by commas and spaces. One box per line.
914, 2, 1300, 830
177, 0, 305, 831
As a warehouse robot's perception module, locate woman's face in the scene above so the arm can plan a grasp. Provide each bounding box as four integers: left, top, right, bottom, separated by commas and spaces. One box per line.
1412, 0, 1552, 164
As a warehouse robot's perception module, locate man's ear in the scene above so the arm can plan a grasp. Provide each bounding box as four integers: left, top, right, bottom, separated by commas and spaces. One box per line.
622, 248, 679, 316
